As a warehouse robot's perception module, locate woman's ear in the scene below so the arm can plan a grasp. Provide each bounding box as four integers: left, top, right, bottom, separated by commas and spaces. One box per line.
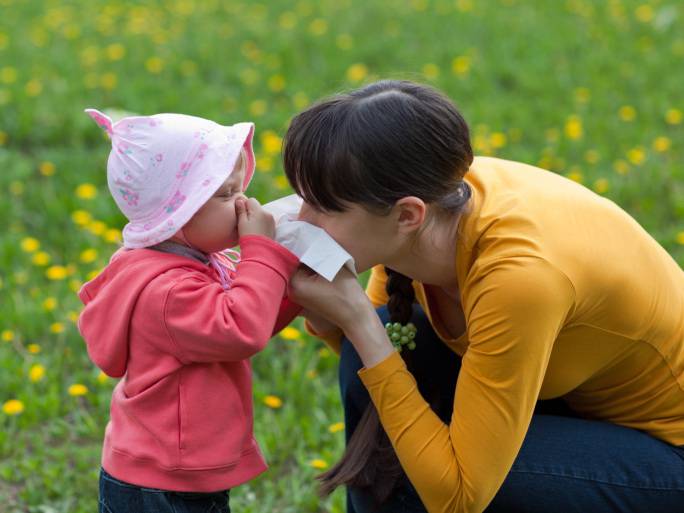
394, 196, 427, 235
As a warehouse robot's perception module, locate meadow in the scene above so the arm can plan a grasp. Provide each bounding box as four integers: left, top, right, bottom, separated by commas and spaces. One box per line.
0, 0, 682, 511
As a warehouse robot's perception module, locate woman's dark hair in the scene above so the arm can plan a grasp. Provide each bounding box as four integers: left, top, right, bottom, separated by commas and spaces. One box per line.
283, 80, 473, 506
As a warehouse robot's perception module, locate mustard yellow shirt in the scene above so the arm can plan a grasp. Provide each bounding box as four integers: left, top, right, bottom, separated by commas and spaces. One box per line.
306, 156, 684, 513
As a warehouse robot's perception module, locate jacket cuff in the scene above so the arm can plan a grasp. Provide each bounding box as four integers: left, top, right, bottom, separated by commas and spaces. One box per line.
357, 350, 406, 387
239, 235, 300, 281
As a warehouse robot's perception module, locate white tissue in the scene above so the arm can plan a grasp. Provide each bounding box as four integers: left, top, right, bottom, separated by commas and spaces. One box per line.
262, 194, 357, 281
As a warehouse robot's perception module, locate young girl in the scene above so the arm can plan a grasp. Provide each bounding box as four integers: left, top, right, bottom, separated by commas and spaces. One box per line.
78, 109, 302, 513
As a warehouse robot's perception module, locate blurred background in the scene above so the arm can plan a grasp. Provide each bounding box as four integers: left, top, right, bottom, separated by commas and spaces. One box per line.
0, 0, 682, 511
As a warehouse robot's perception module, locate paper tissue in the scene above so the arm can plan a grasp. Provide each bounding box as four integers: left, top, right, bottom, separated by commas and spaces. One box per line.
261, 194, 357, 281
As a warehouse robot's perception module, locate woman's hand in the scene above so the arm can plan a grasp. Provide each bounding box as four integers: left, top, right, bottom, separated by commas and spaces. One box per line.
288, 266, 395, 368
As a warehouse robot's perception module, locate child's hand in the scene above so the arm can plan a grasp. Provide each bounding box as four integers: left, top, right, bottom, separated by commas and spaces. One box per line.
236, 197, 276, 239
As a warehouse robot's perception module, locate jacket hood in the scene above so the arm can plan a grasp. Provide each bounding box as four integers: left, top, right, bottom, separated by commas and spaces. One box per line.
77, 247, 209, 377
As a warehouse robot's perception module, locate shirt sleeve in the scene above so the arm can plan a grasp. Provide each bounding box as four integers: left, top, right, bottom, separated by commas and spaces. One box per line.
366, 264, 390, 308
357, 256, 576, 513
163, 235, 300, 363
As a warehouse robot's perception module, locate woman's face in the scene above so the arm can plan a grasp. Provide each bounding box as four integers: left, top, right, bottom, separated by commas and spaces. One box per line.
297, 201, 403, 274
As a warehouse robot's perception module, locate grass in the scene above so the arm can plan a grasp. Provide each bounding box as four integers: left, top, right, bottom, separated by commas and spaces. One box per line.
0, 0, 682, 511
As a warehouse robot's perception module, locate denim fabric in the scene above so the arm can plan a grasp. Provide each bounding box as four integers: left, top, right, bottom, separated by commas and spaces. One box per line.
340, 305, 684, 513
99, 468, 230, 513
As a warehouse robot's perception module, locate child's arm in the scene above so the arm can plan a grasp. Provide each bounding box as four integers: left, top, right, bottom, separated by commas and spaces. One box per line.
163, 235, 299, 363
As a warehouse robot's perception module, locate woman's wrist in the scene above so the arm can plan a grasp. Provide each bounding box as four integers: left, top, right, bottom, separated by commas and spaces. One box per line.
343, 308, 395, 368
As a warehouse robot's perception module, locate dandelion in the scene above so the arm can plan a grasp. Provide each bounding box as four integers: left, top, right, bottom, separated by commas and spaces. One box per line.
87, 269, 101, 280
263, 395, 283, 408
46, 266, 68, 280
573, 88, 590, 103
634, 4, 654, 23
68, 384, 88, 396
261, 131, 282, 155
42, 297, 57, 311
100, 73, 117, 90
32, 252, 50, 266
278, 11, 296, 30
25, 79, 43, 96
653, 137, 671, 152
584, 150, 600, 164
1, 329, 14, 342
309, 459, 328, 469
308, 19, 328, 36
677, 232, 684, 245
318, 348, 331, 358
613, 160, 630, 175
256, 156, 273, 173
565, 116, 583, 140
97, 371, 109, 384
306, 369, 318, 379
451, 55, 471, 76
39, 161, 56, 176
145, 56, 164, 74
106, 43, 125, 61
88, 221, 107, 235
490, 132, 507, 149
104, 228, 122, 243
618, 105, 636, 122
328, 422, 345, 433
76, 183, 97, 199
275, 175, 289, 190
346, 63, 368, 83
0, 66, 17, 84
593, 178, 609, 194
665, 109, 682, 125
249, 100, 266, 117
72, 210, 92, 226
567, 169, 583, 183
422, 63, 440, 80
2, 399, 24, 415
29, 364, 45, 382
21, 237, 40, 252
280, 327, 301, 340
80, 248, 98, 263
268, 74, 285, 92
50, 323, 65, 334
626, 147, 646, 165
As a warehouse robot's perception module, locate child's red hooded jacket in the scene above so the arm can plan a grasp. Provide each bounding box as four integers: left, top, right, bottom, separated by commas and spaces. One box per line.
77, 235, 301, 492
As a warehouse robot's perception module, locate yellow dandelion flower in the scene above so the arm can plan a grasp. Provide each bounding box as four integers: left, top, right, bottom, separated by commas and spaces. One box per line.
2, 399, 24, 415
665, 108, 682, 125
422, 63, 440, 80
88, 221, 107, 235
42, 297, 57, 311
72, 210, 92, 225
328, 422, 345, 433
100, 73, 117, 90
653, 137, 671, 152
29, 364, 45, 382
677, 232, 684, 245
490, 132, 507, 149
68, 310, 79, 322
451, 55, 471, 75
1, 329, 14, 342
50, 323, 64, 334
279, 11, 296, 30
456, 0, 473, 11
97, 371, 109, 384
46, 266, 68, 280
564, 116, 583, 140
106, 43, 125, 61
280, 327, 301, 340
145, 56, 164, 73
593, 178, 609, 194
25, 79, 42, 97
309, 459, 328, 469
87, 269, 102, 280
39, 161, 56, 176
275, 175, 289, 190
346, 63, 368, 83
306, 369, 317, 379
263, 395, 283, 408
309, 19, 328, 36
80, 248, 98, 263
261, 131, 282, 155
634, 4, 653, 23
336, 34, 353, 50
626, 147, 646, 165
21, 237, 40, 252
32, 252, 50, 266
256, 156, 273, 173
104, 228, 122, 243
613, 159, 630, 175
618, 105, 636, 122
567, 170, 584, 183
268, 74, 285, 92
68, 384, 88, 396
250, 100, 267, 117
0, 66, 17, 84
318, 348, 331, 358
584, 150, 600, 164
76, 183, 98, 199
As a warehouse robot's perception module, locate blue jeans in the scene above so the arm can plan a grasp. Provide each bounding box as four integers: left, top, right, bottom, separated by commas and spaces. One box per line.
340, 305, 684, 513
99, 468, 230, 513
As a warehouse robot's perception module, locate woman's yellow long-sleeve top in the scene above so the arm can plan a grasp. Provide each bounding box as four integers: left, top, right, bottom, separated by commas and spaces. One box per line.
305, 156, 684, 513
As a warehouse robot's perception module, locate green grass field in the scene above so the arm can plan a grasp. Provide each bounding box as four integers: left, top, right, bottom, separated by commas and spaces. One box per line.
1, 0, 682, 511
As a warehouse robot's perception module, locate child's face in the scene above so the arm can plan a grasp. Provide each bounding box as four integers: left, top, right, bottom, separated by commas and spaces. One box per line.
181, 155, 247, 252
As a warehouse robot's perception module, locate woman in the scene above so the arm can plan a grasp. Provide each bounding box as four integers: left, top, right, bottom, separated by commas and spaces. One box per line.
285, 80, 684, 513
